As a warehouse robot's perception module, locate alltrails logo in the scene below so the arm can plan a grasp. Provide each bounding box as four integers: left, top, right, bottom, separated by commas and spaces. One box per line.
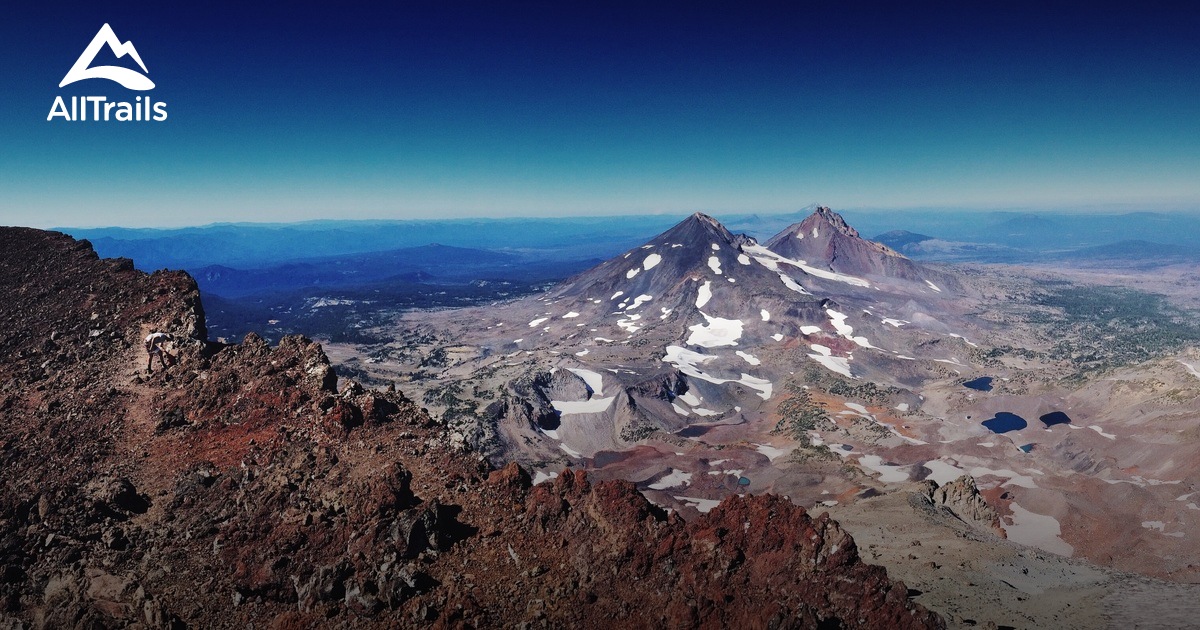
48, 23, 168, 122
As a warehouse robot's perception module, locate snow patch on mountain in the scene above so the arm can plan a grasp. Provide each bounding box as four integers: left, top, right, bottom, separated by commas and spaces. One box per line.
566, 367, 605, 395
949, 333, 977, 347
808, 343, 853, 378
743, 243, 871, 288
923, 459, 968, 486
686, 313, 744, 347
736, 351, 761, 366
755, 443, 792, 461
674, 496, 721, 513
779, 274, 811, 295
695, 281, 713, 308
662, 346, 772, 399
857, 455, 908, 482
1005, 503, 1073, 556
648, 469, 693, 490
532, 471, 558, 485
550, 396, 617, 415
627, 294, 653, 310
826, 309, 874, 348
969, 466, 1037, 489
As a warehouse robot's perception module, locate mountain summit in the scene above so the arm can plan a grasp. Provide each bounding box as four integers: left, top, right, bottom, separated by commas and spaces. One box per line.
548, 211, 826, 337
766, 206, 950, 287
663, 211, 742, 244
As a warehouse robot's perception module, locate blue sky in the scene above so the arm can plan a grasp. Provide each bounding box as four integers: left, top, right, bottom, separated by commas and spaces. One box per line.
1, 1, 1198, 227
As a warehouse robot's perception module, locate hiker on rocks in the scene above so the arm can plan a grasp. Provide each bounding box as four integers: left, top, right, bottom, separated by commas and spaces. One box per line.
144, 332, 177, 372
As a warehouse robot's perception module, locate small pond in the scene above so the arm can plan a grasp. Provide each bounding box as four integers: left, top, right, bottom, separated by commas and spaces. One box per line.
677, 425, 712, 438
1039, 411, 1072, 427
592, 450, 635, 467
963, 377, 994, 392
982, 412, 1027, 433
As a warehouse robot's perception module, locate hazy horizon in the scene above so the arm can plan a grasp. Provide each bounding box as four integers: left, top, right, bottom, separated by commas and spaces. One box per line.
35, 201, 1200, 232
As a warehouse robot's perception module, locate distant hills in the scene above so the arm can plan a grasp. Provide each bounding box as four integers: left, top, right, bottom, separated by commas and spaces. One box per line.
63, 208, 1200, 272
193, 244, 555, 298
56, 208, 1200, 341
1056, 240, 1200, 263
63, 216, 695, 270
873, 230, 934, 251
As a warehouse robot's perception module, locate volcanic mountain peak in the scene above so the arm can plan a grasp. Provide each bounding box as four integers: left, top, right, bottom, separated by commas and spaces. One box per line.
549, 211, 826, 312
765, 207, 953, 288
772, 206, 900, 258
654, 211, 740, 247
691, 210, 724, 228
807, 205, 864, 239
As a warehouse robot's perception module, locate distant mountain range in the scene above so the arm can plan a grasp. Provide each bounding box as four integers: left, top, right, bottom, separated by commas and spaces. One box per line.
1055, 239, 1200, 262
57, 208, 1200, 340
63, 208, 1200, 273
192, 244, 580, 298
62, 216, 702, 270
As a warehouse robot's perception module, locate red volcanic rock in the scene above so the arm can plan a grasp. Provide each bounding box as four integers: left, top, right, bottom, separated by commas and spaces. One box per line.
0, 228, 941, 628
483, 470, 939, 629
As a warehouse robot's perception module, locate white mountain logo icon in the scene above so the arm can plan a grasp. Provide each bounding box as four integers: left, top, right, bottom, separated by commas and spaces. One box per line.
59, 23, 154, 91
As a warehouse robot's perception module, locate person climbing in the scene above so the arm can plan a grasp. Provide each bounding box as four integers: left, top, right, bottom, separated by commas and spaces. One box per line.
144, 331, 177, 372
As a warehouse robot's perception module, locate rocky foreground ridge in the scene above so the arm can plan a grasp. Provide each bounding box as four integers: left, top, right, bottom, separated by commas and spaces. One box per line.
0, 228, 941, 628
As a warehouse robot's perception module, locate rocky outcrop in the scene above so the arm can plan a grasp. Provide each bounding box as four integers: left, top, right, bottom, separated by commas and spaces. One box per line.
497, 369, 591, 431
920, 475, 1006, 537
537, 368, 593, 400
461, 468, 944, 629
627, 368, 688, 400
0, 227, 942, 628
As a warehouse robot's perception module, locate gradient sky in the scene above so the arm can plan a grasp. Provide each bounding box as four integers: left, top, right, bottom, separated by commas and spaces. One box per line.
1, 1, 1198, 227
